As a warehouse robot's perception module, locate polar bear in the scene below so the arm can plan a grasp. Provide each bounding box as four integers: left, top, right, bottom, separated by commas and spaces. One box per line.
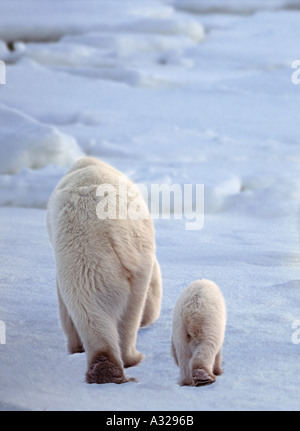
47, 156, 162, 384
171, 279, 226, 386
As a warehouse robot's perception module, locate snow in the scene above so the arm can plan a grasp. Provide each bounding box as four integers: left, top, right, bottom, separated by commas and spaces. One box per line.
173, 0, 300, 14
0, 104, 83, 175
0, 0, 300, 411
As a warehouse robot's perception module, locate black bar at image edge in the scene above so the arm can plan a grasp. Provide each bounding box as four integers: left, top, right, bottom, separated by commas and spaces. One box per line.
0, 411, 282, 424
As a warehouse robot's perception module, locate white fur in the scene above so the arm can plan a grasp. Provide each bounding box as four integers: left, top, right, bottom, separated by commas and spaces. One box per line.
47, 156, 162, 384
171, 279, 226, 386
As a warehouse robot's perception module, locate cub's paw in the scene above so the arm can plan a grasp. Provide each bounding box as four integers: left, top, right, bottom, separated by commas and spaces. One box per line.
192, 368, 216, 387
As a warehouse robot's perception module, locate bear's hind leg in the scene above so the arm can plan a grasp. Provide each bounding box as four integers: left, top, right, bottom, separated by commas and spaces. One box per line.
118, 292, 147, 368
59, 275, 130, 384
82, 312, 130, 384
140, 258, 162, 328
119, 269, 154, 368
57, 282, 84, 354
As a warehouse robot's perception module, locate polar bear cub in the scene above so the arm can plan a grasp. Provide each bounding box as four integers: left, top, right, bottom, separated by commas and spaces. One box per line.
47, 156, 162, 384
171, 279, 226, 386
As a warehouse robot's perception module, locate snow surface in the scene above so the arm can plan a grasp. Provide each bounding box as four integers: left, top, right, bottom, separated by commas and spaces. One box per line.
0, 0, 300, 411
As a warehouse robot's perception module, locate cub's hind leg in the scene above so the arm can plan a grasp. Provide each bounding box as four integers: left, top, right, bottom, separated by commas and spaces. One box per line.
190, 342, 218, 386
213, 349, 223, 376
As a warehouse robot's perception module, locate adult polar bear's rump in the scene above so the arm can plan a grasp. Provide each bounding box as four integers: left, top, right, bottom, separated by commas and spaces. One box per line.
47, 156, 162, 384
171, 279, 226, 386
